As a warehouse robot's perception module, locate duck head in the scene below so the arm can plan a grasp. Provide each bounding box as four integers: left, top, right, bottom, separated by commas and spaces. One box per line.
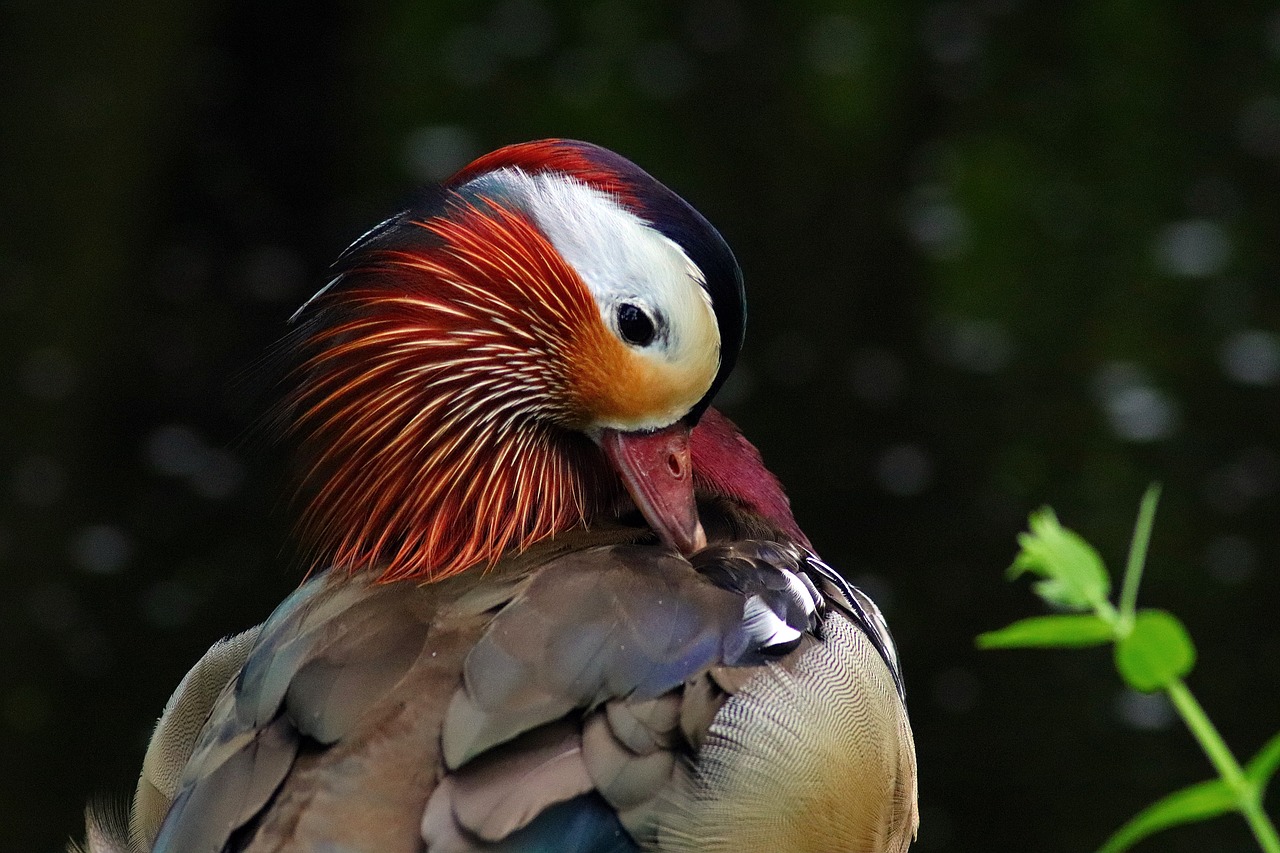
286, 140, 750, 582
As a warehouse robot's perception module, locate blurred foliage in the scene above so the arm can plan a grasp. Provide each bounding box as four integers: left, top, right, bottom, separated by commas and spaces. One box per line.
1, 1, 1278, 851
981, 488, 1280, 851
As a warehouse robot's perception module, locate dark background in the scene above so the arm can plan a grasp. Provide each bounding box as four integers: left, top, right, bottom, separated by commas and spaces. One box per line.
3, 1, 1278, 851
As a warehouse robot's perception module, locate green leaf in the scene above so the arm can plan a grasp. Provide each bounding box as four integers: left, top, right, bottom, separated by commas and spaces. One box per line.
977, 614, 1115, 649
1096, 778, 1238, 853
1246, 730, 1280, 794
1031, 578, 1091, 611
1008, 507, 1111, 611
1114, 610, 1197, 693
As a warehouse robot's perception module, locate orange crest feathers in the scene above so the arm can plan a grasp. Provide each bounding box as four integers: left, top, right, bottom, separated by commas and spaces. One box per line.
288, 198, 619, 582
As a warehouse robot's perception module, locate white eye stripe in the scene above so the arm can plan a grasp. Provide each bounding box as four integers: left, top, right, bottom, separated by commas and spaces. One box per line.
465, 168, 715, 360
460, 168, 722, 431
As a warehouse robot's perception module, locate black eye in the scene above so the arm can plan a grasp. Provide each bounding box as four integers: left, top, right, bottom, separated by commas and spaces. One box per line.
616, 303, 656, 346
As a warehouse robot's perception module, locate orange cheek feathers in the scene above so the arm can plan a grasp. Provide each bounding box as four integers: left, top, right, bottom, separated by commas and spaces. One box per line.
563, 324, 716, 431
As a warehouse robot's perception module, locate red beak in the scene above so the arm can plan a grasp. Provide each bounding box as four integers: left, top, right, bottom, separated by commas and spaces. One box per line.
600, 422, 707, 555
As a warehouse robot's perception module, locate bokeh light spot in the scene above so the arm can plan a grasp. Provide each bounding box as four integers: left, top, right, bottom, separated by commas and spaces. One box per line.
1092, 363, 1179, 443
928, 315, 1012, 374
905, 186, 971, 259
1219, 329, 1280, 386
70, 525, 134, 575
1202, 447, 1279, 515
1113, 688, 1175, 731
1153, 219, 1231, 278
876, 443, 933, 497
1203, 534, 1258, 585
146, 424, 207, 478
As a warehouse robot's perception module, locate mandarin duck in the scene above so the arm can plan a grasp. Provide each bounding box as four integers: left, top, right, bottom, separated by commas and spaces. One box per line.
78, 140, 918, 853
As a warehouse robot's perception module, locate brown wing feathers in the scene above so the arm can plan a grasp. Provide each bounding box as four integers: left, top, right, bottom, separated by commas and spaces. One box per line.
423, 721, 596, 851
440, 545, 753, 770
125, 531, 909, 853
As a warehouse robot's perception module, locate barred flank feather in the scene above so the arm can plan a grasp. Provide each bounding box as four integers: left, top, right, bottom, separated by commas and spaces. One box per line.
659, 615, 918, 853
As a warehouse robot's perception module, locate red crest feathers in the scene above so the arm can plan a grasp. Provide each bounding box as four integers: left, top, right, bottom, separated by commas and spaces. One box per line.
449, 139, 641, 207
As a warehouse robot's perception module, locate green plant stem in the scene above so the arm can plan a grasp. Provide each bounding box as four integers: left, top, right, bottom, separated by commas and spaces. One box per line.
1094, 599, 1123, 634
1166, 680, 1280, 853
1245, 803, 1280, 853
1118, 484, 1161, 630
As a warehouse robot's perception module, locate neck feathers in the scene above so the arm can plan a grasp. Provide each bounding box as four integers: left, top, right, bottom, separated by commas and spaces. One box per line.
691, 409, 808, 547
287, 201, 616, 583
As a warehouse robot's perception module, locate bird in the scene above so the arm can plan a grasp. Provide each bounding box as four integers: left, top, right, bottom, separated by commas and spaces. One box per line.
77, 139, 917, 853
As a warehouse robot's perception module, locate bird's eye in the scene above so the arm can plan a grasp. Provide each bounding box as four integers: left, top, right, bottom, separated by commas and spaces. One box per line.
616, 303, 656, 347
